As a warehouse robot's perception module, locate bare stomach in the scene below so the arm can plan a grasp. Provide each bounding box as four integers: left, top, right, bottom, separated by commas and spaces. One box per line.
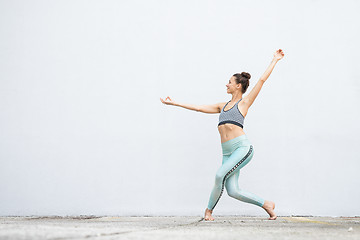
218, 124, 245, 143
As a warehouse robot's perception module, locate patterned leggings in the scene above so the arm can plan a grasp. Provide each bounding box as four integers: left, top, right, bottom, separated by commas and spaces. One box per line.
207, 134, 265, 210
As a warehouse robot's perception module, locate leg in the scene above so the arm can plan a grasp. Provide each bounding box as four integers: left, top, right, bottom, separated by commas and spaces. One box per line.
225, 169, 265, 207
204, 154, 231, 221
205, 145, 254, 220
224, 152, 277, 220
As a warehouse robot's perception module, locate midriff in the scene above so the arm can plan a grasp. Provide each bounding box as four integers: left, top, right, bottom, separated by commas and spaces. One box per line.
218, 124, 245, 143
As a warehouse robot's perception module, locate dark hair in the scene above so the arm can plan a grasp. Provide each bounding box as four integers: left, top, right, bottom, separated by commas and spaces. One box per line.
233, 72, 251, 93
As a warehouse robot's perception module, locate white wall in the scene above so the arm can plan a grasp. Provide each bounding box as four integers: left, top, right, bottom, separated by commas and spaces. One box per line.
0, 0, 359, 217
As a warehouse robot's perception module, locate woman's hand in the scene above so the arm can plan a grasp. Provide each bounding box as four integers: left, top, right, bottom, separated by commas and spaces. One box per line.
160, 96, 176, 106
273, 49, 285, 61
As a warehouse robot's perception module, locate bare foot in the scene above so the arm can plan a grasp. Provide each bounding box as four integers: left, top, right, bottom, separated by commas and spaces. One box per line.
204, 208, 214, 221
262, 200, 277, 220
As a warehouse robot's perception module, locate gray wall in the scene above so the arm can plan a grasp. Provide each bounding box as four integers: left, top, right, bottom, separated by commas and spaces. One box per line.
0, 0, 359, 216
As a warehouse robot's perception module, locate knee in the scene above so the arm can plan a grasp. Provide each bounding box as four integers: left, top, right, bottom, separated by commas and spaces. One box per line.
227, 188, 237, 198
215, 173, 225, 184
227, 187, 244, 199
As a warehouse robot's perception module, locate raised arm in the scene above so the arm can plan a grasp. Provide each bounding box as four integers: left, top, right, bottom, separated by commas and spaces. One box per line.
243, 49, 284, 108
160, 96, 224, 114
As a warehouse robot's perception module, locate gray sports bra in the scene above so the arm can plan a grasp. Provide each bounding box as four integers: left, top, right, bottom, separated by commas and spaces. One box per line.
218, 98, 245, 128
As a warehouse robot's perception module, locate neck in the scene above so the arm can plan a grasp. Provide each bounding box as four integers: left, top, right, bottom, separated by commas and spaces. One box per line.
231, 92, 243, 102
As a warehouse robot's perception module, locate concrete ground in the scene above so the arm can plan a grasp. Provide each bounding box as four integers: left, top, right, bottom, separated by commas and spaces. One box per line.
0, 216, 359, 240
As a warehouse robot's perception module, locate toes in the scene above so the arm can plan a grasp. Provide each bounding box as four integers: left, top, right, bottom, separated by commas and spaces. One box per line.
204, 215, 215, 221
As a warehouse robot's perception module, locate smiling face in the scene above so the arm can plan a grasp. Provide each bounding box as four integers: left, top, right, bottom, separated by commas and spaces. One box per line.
226, 76, 241, 94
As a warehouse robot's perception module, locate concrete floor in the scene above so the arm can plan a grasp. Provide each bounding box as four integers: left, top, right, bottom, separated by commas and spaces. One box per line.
0, 216, 359, 240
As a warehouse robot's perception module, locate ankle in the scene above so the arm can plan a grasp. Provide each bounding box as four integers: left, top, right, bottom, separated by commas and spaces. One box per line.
262, 200, 271, 208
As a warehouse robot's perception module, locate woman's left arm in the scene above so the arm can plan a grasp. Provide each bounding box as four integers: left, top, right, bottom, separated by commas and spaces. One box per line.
243, 49, 285, 108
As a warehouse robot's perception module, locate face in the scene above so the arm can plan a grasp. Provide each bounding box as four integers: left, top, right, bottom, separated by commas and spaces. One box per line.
226, 76, 241, 93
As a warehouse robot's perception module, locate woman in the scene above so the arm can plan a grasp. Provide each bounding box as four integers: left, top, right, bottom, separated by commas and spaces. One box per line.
160, 49, 285, 221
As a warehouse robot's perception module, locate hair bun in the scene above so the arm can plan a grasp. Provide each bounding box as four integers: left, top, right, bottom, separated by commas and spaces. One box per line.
241, 72, 251, 79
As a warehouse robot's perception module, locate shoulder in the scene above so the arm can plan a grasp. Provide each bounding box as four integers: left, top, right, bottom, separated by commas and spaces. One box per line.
219, 101, 229, 110
241, 96, 250, 103
239, 97, 251, 107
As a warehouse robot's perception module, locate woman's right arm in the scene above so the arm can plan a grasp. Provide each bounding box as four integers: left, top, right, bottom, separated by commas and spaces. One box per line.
160, 96, 222, 114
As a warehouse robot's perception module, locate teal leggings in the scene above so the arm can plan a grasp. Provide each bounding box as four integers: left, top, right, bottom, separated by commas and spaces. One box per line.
207, 134, 265, 210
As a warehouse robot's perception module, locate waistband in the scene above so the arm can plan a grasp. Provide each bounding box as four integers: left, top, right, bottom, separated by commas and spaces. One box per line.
221, 134, 252, 155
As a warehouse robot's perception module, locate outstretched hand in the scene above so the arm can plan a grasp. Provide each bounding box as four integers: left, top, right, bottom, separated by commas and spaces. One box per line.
273, 49, 285, 60
160, 96, 175, 105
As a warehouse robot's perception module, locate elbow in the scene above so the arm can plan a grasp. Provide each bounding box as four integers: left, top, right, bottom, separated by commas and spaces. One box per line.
259, 78, 267, 83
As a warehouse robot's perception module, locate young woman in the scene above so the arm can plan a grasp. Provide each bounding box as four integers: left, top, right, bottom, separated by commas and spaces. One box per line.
160, 49, 285, 221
